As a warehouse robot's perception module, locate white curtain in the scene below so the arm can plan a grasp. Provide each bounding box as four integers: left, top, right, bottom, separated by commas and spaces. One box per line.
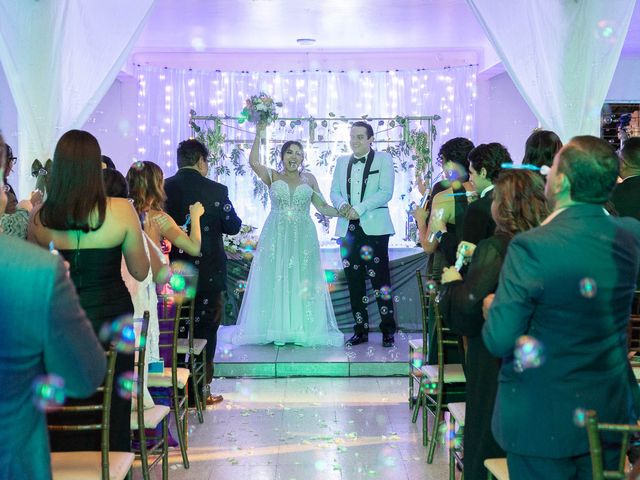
135, 65, 477, 244
467, 0, 636, 142
0, 0, 156, 195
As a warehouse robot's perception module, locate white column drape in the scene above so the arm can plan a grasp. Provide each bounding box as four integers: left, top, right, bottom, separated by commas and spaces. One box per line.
0, 0, 156, 195
467, 0, 636, 142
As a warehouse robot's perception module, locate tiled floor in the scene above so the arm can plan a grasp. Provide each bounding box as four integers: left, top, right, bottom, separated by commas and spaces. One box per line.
132, 377, 453, 479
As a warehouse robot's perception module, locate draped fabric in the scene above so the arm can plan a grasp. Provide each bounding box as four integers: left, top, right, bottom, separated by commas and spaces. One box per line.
467, 0, 636, 142
135, 65, 477, 242
0, 0, 156, 195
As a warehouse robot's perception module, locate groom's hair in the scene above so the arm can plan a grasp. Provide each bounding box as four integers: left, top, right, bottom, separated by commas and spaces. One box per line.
352, 121, 374, 140
177, 139, 208, 168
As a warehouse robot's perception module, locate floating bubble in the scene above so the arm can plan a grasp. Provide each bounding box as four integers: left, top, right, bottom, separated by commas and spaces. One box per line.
367, 346, 375, 357
373, 257, 380, 264
579, 278, 597, 299
368, 269, 376, 277
237, 281, 247, 292
362, 296, 369, 304
169, 261, 198, 301
380, 286, 392, 300
32, 374, 65, 411
342, 259, 350, 268
223, 204, 232, 212
393, 296, 400, 303
348, 224, 356, 232
99, 315, 136, 353
116, 371, 137, 399
425, 280, 437, 291
214, 201, 220, 207
360, 245, 373, 261
573, 408, 587, 427
513, 335, 544, 371
353, 264, 359, 270
381, 306, 389, 315
325, 271, 336, 283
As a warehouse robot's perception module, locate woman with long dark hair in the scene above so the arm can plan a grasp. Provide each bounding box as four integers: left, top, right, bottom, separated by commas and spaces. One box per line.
28, 129, 149, 453
438, 169, 550, 480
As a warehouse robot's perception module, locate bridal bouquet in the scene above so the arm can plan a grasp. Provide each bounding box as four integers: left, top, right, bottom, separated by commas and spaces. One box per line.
238, 92, 282, 125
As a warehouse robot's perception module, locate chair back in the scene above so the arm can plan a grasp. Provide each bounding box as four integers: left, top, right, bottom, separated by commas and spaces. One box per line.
585, 409, 640, 479
415, 270, 430, 363
432, 288, 460, 377
48, 349, 117, 479
134, 311, 150, 435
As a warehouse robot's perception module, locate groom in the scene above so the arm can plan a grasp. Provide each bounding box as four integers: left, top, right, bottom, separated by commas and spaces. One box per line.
331, 121, 397, 347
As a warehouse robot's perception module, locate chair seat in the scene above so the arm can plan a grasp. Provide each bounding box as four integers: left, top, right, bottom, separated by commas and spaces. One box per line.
409, 338, 423, 350
448, 402, 466, 426
131, 404, 171, 429
177, 338, 207, 355
421, 364, 466, 383
147, 367, 190, 388
484, 458, 509, 480
633, 366, 640, 382
51, 451, 135, 480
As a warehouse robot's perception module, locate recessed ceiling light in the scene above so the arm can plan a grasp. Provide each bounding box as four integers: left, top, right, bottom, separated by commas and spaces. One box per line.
296, 38, 316, 46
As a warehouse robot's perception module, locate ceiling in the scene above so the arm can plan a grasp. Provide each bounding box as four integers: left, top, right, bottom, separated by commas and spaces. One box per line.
132, 0, 640, 71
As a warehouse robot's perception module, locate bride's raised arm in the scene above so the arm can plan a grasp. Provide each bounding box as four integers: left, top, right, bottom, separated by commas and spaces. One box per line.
249, 124, 273, 186
304, 173, 341, 217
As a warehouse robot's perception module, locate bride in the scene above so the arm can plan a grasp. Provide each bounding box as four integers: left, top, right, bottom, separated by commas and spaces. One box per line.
221, 125, 344, 347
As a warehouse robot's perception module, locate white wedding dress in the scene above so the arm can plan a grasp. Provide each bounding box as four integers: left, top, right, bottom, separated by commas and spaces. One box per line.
221, 178, 344, 346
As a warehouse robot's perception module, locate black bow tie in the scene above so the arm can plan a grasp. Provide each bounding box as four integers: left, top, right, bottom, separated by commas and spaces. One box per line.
352, 156, 366, 164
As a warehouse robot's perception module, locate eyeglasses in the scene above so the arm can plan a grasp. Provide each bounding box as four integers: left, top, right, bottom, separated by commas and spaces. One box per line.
7, 156, 16, 165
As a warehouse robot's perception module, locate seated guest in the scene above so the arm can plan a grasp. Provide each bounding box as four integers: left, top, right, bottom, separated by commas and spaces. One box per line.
439, 170, 549, 480
522, 129, 563, 169
611, 137, 640, 220
455, 143, 509, 263
0, 133, 106, 479
27, 129, 149, 453
483, 136, 640, 479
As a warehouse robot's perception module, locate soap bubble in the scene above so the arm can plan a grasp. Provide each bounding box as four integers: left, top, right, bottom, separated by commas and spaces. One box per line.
32, 374, 65, 411
117, 371, 137, 400
360, 245, 373, 261
99, 314, 135, 353
169, 261, 198, 301
573, 408, 587, 427
579, 278, 597, 299
380, 285, 392, 300
513, 335, 544, 372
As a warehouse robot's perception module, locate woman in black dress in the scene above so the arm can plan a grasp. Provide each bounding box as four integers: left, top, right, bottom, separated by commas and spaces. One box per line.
439, 170, 550, 480
28, 130, 149, 452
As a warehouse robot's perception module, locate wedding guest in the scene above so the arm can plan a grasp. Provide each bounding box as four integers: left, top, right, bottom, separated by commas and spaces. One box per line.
455, 143, 509, 264
611, 137, 640, 221
102, 154, 116, 170
483, 136, 640, 479
102, 167, 128, 199
522, 129, 563, 169
0, 132, 106, 479
439, 170, 549, 480
164, 139, 241, 405
28, 129, 149, 453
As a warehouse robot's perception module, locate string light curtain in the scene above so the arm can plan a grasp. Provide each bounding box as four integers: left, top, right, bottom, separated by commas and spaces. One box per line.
135, 65, 477, 243
0, 0, 156, 196
467, 0, 636, 142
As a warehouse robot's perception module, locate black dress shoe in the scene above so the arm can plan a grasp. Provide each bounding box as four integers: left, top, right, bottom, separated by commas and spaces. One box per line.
346, 333, 368, 346
382, 334, 395, 347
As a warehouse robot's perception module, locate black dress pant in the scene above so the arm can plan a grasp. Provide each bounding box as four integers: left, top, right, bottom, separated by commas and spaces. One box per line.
340, 221, 396, 335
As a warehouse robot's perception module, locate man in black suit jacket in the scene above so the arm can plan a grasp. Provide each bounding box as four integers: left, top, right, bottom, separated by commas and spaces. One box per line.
165, 139, 242, 404
611, 137, 640, 221
483, 136, 640, 479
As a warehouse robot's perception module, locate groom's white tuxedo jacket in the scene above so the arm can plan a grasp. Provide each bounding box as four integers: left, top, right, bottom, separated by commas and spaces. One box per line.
330, 149, 395, 237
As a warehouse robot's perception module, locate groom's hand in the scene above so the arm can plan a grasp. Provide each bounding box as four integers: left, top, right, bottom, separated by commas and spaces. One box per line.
338, 203, 351, 216
347, 208, 360, 220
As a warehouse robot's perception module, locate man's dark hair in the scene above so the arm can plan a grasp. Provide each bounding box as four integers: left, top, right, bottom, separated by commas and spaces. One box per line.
438, 137, 474, 171
621, 137, 640, 170
102, 168, 128, 198
101, 155, 116, 170
351, 121, 374, 139
558, 135, 619, 204
177, 139, 208, 168
468, 143, 510, 182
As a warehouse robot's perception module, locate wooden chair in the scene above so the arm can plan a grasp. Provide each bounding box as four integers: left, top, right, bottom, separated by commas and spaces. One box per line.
585, 409, 640, 479
176, 297, 207, 423
447, 402, 465, 480
485, 458, 509, 480
50, 350, 135, 480
412, 286, 466, 463
148, 295, 191, 469
409, 270, 430, 409
131, 311, 170, 480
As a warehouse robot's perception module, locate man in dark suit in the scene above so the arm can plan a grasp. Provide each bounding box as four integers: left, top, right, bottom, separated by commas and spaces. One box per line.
0, 136, 106, 479
165, 139, 242, 404
611, 136, 640, 220
482, 136, 640, 479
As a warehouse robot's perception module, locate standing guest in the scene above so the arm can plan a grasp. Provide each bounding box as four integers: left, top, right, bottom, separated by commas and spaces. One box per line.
164, 139, 241, 405
101, 154, 116, 170
330, 121, 397, 347
522, 129, 563, 169
483, 136, 640, 479
455, 143, 509, 264
28, 129, 149, 453
0, 132, 106, 479
439, 170, 549, 480
611, 137, 640, 221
